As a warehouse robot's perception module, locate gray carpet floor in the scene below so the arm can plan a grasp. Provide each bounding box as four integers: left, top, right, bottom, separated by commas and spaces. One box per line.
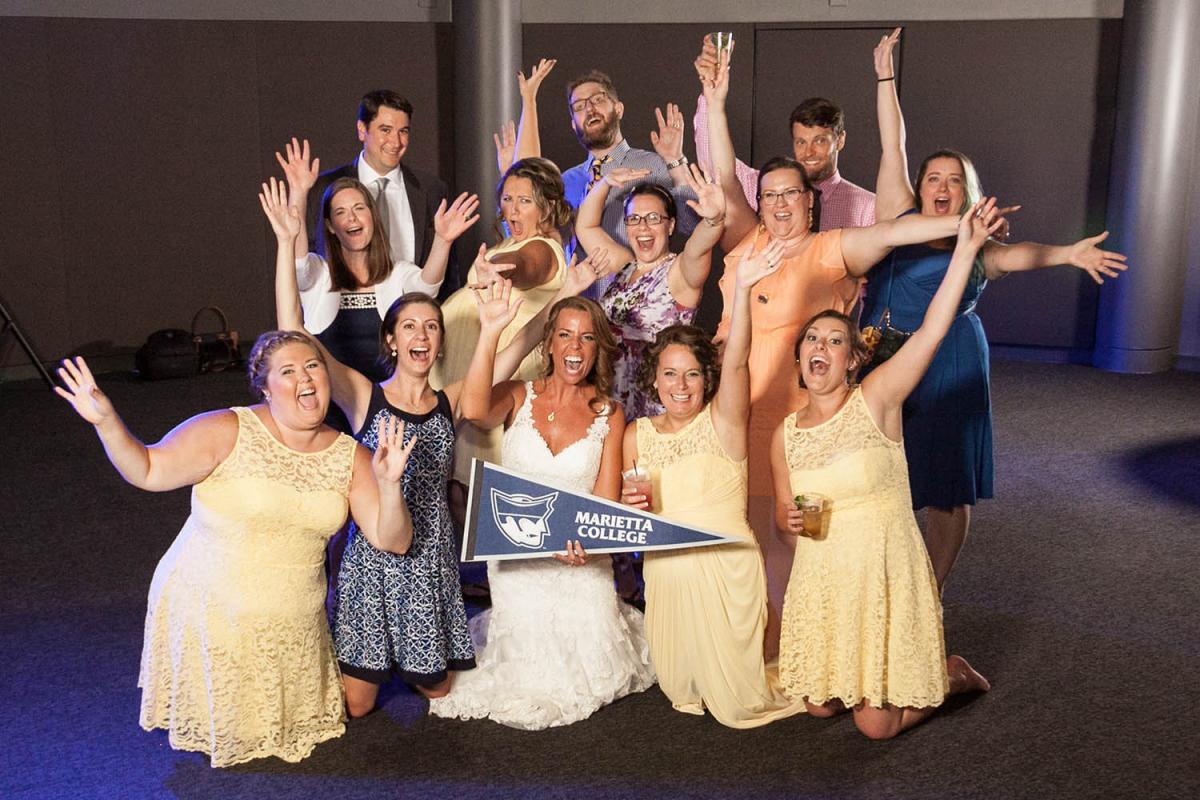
2, 360, 1197, 800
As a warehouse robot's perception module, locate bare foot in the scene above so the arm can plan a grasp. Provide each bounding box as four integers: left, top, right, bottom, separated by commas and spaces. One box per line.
415, 677, 452, 700
804, 698, 848, 718
947, 654, 991, 694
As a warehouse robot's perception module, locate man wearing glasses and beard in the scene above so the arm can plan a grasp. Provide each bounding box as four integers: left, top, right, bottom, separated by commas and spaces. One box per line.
561, 71, 698, 270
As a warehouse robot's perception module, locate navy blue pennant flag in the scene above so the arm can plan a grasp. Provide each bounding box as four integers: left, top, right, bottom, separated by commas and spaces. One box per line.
461, 459, 740, 562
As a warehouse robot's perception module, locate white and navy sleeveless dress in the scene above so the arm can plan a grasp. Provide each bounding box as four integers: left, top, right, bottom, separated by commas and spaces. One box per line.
332, 385, 475, 685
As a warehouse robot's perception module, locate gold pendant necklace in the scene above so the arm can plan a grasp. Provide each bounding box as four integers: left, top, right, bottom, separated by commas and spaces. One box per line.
547, 410, 556, 422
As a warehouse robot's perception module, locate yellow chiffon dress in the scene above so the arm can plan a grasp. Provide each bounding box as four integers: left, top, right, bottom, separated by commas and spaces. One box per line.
779, 388, 948, 709
637, 406, 805, 728
138, 407, 354, 767
430, 235, 566, 484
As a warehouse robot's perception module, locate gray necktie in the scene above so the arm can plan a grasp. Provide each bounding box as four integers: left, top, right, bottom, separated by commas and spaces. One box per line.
373, 177, 391, 240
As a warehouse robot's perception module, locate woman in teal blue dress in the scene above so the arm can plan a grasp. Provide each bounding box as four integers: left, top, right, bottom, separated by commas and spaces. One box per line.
870, 29, 1128, 592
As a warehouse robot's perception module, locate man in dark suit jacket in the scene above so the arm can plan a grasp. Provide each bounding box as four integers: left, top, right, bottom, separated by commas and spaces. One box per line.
308, 90, 458, 297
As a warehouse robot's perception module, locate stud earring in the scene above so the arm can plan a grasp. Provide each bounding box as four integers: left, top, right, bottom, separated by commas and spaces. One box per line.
390, 348, 398, 358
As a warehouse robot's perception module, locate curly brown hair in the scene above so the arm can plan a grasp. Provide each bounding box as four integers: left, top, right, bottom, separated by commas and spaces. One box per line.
495, 157, 573, 238
635, 325, 720, 408
793, 309, 869, 388
246, 330, 325, 399
538, 296, 618, 415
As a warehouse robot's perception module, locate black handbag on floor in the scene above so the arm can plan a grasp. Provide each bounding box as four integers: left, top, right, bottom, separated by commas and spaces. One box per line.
135, 328, 196, 380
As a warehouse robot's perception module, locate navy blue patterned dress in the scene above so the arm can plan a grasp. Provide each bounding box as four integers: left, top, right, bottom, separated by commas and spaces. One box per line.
332, 385, 475, 685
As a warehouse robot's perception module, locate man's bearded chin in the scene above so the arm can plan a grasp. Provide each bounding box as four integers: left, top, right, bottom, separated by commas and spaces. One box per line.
576, 112, 621, 150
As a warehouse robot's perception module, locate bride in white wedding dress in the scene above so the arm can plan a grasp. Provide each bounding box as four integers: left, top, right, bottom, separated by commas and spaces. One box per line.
429, 290, 655, 730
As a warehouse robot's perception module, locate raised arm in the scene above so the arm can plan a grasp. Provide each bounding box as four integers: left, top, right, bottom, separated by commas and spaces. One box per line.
711, 238, 784, 459
348, 416, 417, 554
672, 162, 726, 306
839, 210, 962, 276
693, 35, 759, 208
455, 279, 527, 429
421, 192, 481, 289
703, 57, 758, 250
982, 231, 1128, 283
862, 199, 1001, 434
576, 168, 644, 265
56, 357, 235, 492
488, 237, 560, 290
873, 28, 916, 220
493, 120, 517, 174
650, 102, 693, 189
514, 58, 555, 163
260, 178, 373, 426
490, 248, 610, 384
449, 249, 610, 419
275, 137, 320, 260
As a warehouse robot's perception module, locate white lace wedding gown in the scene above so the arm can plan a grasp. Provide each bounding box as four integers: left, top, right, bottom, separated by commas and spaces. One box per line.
429, 382, 655, 729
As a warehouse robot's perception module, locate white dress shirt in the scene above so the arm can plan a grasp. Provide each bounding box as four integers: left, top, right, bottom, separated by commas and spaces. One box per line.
357, 156, 416, 265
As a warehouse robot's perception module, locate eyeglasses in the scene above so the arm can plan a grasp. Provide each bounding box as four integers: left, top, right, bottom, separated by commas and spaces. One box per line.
758, 187, 805, 206
623, 212, 667, 227
571, 91, 612, 115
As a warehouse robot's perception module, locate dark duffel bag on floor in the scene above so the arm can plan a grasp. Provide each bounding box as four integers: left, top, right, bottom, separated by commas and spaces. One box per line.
135, 328, 196, 380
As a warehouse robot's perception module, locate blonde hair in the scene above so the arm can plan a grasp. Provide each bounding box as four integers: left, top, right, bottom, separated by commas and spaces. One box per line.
246, 330, 325, 398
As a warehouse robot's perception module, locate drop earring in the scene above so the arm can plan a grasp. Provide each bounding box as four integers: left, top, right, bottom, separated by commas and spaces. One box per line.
390, 348, 398, 358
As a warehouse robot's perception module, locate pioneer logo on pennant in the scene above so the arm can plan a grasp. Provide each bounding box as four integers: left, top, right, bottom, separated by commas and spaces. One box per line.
490, 489, 558, 549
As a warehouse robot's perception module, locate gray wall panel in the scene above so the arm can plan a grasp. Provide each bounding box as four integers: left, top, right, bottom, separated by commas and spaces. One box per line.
892, 18, 1119, 350
0, 14, 1134, 368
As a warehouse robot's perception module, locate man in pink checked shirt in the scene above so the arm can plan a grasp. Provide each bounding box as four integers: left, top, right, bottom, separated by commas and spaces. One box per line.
692, 38, 876, 231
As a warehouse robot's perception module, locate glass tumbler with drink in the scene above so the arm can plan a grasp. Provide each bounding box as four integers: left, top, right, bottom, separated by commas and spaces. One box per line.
708, 31, 735, 67
622, 465, 654, 511
793, 492, 828, 538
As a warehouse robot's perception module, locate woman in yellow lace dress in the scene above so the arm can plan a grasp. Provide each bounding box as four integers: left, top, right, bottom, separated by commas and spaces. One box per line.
54, 333, 416, 767
620, 236, 804, 728
771, 200, 998, 739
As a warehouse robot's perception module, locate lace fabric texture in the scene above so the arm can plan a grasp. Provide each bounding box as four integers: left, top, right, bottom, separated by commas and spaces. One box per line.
138, 407, 354, 767
428, 383, 655, 729
778, 388, 948, 709
637, 408, 805, 728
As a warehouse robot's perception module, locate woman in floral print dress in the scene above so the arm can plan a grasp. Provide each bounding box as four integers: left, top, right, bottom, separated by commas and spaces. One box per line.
576, 162, 726, 421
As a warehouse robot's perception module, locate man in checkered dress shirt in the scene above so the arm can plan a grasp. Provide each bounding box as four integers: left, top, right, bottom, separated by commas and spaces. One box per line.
693, 93, 876, 230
